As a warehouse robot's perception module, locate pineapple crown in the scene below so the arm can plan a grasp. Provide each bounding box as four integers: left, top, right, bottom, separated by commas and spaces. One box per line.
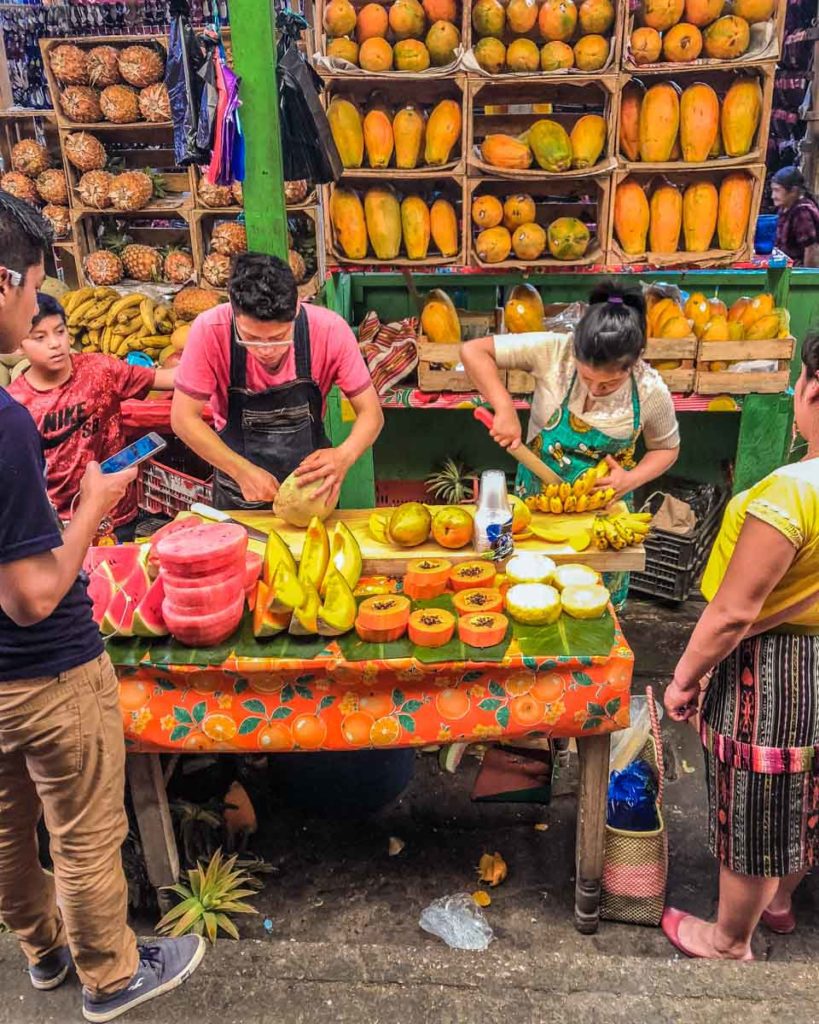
425, 457, 475, 505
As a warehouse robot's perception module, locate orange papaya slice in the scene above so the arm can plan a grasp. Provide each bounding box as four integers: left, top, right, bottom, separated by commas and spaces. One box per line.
408, 607, 456, 648
356, 595, 411, 632
403, 557, 452, 600
458, 611, 509, 649
449, 561, 497, 592
452, 587, 505, 617
354, 618, 408, 644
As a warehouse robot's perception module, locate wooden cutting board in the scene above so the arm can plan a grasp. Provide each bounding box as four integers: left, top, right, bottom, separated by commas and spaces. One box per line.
228, 504, 646, 574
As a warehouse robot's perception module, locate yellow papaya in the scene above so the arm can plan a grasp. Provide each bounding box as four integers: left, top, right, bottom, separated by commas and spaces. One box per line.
731, 0, 774, 22
421, 288, 460, 343
425, 99, 461, 167
504, 283, 544, 333
738, 292, 773, 329
649, 182, 682, 254
472, 194, 504, 228
682, 180, 718, 251
703, 15, 750, 58
364, 185, 402, 260
547, 217, 591, 261
639, 82, 680, 163
363, 105, 394, 168
745, 313, 781, 341
475, 226, 512, 263
720, 77, 762, 158
330, 186, 367, 259
717, 171, 753, 251
699, 316, 730, 341
425, 20, 460, 65
327, 96, 363, 168
430, 198, 459, 256
569, 114, 607, 170
393, 103, 426, 169
528, 119, 572, 172
613, 178, 649, 255
680, 82, 719, 162
503, 194, 536, 230
657, 316, 692, 339
480, 134, 533, 170
512, 222, 547, 260
619, 80, 644, 162
401, 195, 430, 260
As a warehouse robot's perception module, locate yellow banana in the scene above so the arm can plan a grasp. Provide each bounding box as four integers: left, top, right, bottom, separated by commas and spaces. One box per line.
628, 512, 653, 523
573, 475, 589, 498
545, 483, 559, 499
563, 495, 577, 513
602, 519, 625, 550
549, 497, 563, 515
576, 494, 589, 513
559, 482, 571, 502
64, 287, 94, 315
592, 518, 608, 550
67, 299, 96, 327
140, 298, 156, 334
106, 293, 143, 325
525, 497, 537, 510
595, 459, 609, 480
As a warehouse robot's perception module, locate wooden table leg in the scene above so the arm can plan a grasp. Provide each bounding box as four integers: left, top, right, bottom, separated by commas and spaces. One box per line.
574, 733, 610, 935
127, 754, 179, 912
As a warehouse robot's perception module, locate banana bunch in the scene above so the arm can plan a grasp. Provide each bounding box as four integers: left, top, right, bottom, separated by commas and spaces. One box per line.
591, 511, 652, 551
61, 288, 179, 362
524, 462, 615, 515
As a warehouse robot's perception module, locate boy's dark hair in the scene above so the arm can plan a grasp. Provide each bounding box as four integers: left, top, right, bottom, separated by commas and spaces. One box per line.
573, 281, 646, 369
0, 190, 52, 276
228, 252, 297, 322
802, 330, 819, 379
32, 292, 66, 328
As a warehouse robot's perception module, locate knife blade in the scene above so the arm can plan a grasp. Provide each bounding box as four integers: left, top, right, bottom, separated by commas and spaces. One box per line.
189, 503, 270, 543
473, 407, 564, 486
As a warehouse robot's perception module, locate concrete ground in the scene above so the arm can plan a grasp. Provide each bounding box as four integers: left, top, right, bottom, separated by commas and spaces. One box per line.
1, 597, 818, 1023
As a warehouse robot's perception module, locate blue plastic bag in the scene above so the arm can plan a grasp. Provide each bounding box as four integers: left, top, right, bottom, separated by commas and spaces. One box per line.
607, 759, 659, 832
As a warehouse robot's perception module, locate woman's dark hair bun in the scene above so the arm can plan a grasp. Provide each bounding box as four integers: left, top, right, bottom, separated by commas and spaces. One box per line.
573, 280, 647, 368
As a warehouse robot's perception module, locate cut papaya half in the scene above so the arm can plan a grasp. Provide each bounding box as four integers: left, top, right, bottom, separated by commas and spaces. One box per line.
408, 608, 456, 648
449, 561, 497, 592
356, 595, 411, 632
452, 587, 505, 617
354, 617, 408, 644
403, 557, 452, 600
458, 612, 509, 649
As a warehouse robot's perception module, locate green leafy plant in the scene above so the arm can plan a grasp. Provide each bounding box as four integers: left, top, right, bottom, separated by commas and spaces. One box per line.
156, 849, 258, 944
170, 798, 225, 868
425, 458, 475, 505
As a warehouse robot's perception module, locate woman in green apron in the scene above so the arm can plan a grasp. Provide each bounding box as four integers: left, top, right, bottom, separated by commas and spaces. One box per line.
462, 283, 681, 607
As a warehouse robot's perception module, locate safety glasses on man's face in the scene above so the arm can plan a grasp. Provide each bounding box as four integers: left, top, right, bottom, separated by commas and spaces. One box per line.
236, 336, 294, 349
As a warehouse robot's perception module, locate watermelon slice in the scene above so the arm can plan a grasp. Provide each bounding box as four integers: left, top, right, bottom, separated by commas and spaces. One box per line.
132, 576, 169, 637
162, 575, 245, 613
162, 592, 245, 647
147, 517, 201, 575
101, 563, 150, 636
83, 544, 144, 585
86, 563, 116, 627
244, 551, 263, 593
159, 559, 244, 590
155, 523, 248, 576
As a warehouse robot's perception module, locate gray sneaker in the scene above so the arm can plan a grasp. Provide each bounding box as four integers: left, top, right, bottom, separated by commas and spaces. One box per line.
82, 935, 205, 1023
30, 945, 73, 990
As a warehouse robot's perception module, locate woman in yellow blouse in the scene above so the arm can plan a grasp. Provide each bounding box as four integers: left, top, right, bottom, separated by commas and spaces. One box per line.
663, 331, 819, 960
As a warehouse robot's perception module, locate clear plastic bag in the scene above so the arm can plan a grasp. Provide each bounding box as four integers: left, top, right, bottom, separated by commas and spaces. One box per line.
419, 893, 494, 950
609, 694, 661, 774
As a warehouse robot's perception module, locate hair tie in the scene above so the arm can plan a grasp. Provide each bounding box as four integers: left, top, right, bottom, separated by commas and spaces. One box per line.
607, 296, 623, 305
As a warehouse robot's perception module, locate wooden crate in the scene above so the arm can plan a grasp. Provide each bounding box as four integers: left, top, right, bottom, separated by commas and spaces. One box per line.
417, 307, 503, 392
607, 165, 765, 267
695, 336, 795, 394
622, 0, 787, 72
467, 174, 610, 269
323, 175, 466, 267
468, 76, 617, 179
41, 35, 171, 130
73, 211, 193, 289
323, 74, 468, 177
618, 65, 775, 172
313, 0, 467, 77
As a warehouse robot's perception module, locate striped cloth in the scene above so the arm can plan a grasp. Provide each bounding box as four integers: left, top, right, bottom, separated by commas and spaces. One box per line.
358, 312, 418, 396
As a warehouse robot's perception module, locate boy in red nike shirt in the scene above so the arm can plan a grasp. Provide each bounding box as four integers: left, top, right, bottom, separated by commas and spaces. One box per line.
8, 293, 176, 540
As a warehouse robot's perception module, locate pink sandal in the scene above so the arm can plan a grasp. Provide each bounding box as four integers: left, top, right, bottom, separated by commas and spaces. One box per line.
661, 907, 755, 961
761, 908, 796, 935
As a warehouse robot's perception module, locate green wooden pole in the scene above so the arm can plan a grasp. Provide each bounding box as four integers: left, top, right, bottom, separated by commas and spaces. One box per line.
230, 0, 288, 258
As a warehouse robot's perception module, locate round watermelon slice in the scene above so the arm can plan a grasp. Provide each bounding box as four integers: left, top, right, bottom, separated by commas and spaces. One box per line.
155, 523, 248, 577
160, 559, 245, 590
162, 575, 245, 613
162, 592, 245, 647
147, 517, 201, 575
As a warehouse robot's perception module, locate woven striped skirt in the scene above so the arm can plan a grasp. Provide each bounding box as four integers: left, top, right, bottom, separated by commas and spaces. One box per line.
700, 631, 819, 877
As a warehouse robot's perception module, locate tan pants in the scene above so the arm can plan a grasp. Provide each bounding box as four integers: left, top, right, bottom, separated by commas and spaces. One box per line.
0, 653, 139, 995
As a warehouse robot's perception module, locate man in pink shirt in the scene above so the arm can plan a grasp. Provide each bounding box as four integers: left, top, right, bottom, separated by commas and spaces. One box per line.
172, 253, 383, 510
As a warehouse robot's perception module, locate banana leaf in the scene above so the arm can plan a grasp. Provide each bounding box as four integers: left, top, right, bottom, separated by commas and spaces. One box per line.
512, 612, 615, 659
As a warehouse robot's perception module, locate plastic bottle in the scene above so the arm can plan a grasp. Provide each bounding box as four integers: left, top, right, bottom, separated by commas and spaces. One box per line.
473, 470, 514, 561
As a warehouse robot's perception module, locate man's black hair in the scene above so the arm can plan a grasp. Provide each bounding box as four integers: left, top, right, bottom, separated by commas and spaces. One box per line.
31, 292, 66, 328
228, 252, 297, 322
0, 190, 52, 276
573, 280, 647, 369
802, 330, 819, 380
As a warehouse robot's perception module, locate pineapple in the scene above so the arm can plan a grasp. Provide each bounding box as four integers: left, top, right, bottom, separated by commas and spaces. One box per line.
77, 170, 113, 209
109, 171, 160, 212
425, 458, 475, 504
202, 252, 231, 288
42, 205, 71, 239
100, 85, 139, 124
138, 83, 171, 123
284, 180, 309, 205
164, 248, 195, 285
59, 86, 102, 124
64, 132, 106, 172
35, 170, 68, 206
121, 244, 163, 282
231, 181, 243, 206
11, 140, 50, 177
210, 221, 247, 256
87, 45, 121, 88
1, 172, 38, 204
288, 249, 307, 284
173, 287, 221, 321
85, 250, 124, 286
49, 44, 89, 85
118, 45, 165, 88
198, 179, 234, 209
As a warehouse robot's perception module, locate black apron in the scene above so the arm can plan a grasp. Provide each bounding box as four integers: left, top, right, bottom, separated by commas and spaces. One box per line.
211, 307, 331, 510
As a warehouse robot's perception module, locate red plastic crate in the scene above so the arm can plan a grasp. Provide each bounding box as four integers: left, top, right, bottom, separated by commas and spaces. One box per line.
137, 458, 213, 518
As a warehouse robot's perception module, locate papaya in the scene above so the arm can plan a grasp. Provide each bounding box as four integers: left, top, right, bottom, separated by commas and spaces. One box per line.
507, 0, 539, 34
472, 194, 504, 228
679, 82, 719, 162
393, 103, 426, 169
710, 297, 728, 319
663, 22, 703, 60
541, 40, 575, 70
727, 297, 751, 322
649, 182, 682, 253
613, 178, 649, 254
631, 27, 662, 64
648, 297, 681, 335
425, 98, 461, 166
512, 222, 547, 260
389, 0, 426, 39
327, 96, 364, 168
480, 133, 533, 169
327, 37, 359, 63
573, 35, 610, 71
528, 119, 572, 172
472, 0, 506, 36
642, 0, 684, 30
730, 0, 774, 23
359, 37, 393, 70
727, 321, 745, 340
363, 105, 394, 168
578, 0, 615, 34
421, 289, 460, 343
323, 0, 357, 36
709, 126, 722, 157
670, 134, 682, 160
547, 217, 591, 261
683, 0, 724, 25
475, 225, 513, 263
505, 283, 544, 333
507, 38, 541, 73
682, 180, 718, 250
474, 37, 507, 73
745, 313, 780, 341
699, 316, 730, 341
357, 3, 389, 41
330, 186, 368, 259
401, 195, 431, 259
364, 185, 402, 260
619, 80, 644, 161
737, 292, 773, 330
503, 193, 536, 230
684, 292, 711, 333
657, 315, 692, 338
570, 113, 607, 169
394, 39, 431, 70
720, 77, 762, 157
423, 0, 457, 22
703, 15, 750, 58
717, 171, 753, 250
639, 82, 680, 162
430, 198, 459, 256
426, 20, 460, 65
538, 0, 578, 41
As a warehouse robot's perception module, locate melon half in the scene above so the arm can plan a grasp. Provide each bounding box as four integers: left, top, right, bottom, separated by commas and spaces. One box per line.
560, 584, 611, 619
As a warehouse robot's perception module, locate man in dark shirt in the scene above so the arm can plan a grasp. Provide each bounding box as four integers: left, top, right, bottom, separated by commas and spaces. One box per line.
0, 192, 204, 1021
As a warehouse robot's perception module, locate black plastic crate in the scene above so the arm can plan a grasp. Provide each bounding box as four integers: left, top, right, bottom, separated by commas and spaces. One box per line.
629, 485, 729, 603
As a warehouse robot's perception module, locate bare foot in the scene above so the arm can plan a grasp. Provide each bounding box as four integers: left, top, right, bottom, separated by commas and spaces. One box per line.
677, 915, 753, 961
